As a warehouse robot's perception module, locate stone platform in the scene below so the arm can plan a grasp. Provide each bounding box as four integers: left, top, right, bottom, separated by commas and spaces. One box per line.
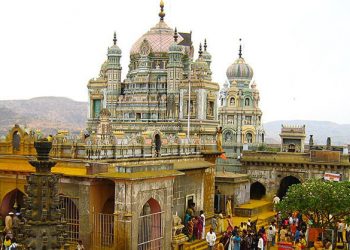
234, 199, 273, 217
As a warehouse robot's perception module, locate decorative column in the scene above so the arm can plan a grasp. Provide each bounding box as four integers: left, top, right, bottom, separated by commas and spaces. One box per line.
18, 140, 69, 249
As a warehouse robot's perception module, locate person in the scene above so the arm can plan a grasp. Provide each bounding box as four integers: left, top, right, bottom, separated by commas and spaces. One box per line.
8, 238, 18, 250
300, 235, 307, 249
186, 203, 196, 217
346, 223, 350, 250
187, 217, 194, 241
206, 228, 216, 250
294, 239, 302, 250
76, 239, 85, 250
232, 233, 241, 250
272, 195, 280, 211
12, 213, 21, 237
337, 219, 345, 243
3, 235, 12, 250
324, 239, 332, 250
313, 236, 324, 250
219, 231, 230, 250
226, 215, 234, 232
193, 217, 199, 240
184, 212, 191, 235
200, 210, 206, 239
211, 215, 218, 233
258, 233, 264, 250
294, 226, 301, 242
267, 226, 276, 249
279, 225, 288, 242
4, 212, 14, 233
217, 214, 225, 234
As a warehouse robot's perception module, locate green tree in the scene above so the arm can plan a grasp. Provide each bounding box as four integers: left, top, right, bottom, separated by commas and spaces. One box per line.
276, 179, 350, 229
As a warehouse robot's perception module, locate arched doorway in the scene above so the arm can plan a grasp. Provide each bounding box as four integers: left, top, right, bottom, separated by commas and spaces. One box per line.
12, 131, 21, 151
99, 196, 115, 246
138, 198, 163, 250
59, 195, 79, 242
0, 189, 25, 218
154, 134, 161, 157
250, 182, 266, 200
277, 176, 301, 198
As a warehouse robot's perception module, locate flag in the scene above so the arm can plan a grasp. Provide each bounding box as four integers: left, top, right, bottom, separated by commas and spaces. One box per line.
220, 153, 227, 160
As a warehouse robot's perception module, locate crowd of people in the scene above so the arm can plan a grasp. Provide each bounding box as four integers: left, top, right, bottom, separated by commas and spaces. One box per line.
183, 197, 350, 250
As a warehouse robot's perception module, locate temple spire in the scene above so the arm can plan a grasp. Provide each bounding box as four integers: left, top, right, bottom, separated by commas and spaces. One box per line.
204, 39, 208, 51
113, 32, 117, 45
238, 38, 242, 58
199, 43, 203, 58
174, 27, 178, 42
159, 0, 165, 21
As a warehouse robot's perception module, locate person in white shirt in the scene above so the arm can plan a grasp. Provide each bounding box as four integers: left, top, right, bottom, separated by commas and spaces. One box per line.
200, 210, 206, 239
206, 228, 216, 250
272, 195, 280, 211
258, 233, 264, 250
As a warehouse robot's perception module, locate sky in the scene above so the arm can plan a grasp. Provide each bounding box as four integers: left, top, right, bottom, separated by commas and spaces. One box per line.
0, 0, 349, 123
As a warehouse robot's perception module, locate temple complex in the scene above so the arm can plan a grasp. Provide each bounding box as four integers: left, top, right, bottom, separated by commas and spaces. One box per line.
0, 1, 349, 250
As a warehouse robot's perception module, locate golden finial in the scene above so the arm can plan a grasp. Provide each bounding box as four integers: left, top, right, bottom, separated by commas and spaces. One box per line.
159, 0, 165, 21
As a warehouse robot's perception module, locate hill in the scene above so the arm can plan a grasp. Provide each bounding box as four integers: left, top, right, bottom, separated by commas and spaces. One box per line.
0, 97, 87, 136
264, 120, 350, 146
0, 98, 349, 145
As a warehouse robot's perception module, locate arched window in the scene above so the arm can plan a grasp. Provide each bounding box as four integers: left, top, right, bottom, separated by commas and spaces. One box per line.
230, 97, 235, 106
261, 133, 265, 143
245, 98, 250, 106
138, 198, 163, 250
246, 133, 253, 143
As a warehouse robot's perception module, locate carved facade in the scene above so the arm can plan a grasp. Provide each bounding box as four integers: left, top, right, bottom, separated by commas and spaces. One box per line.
218, 44, 264, 157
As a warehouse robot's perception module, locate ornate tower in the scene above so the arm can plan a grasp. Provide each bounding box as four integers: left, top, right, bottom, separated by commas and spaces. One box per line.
106, 32, 122, 118
19, 140, 68, 249
218, 39, 264, 157
166, 28, 184, 119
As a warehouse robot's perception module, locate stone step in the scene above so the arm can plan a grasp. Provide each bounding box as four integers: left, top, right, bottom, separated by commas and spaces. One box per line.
183, 235, 222, 250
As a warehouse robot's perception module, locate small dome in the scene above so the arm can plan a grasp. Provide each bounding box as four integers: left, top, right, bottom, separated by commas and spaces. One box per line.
202, 50, 211, 61
226, 57, 253, 81
169, 42, 183, 52
108, 44, 121, 55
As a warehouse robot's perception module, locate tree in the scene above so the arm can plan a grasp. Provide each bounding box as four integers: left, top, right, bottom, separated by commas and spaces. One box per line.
276, 179, 350, 230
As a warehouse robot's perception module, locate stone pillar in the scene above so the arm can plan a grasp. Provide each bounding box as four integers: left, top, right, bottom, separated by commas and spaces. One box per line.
19, 140, 69, 249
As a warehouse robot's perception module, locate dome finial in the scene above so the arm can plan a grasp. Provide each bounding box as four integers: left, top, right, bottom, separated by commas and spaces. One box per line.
204, 39, 207, 51
199, 43, 203, 58
113, 32, 117, 45
174, 27, 178, 42
238, 38, 242, 58
159, 0, 165, 21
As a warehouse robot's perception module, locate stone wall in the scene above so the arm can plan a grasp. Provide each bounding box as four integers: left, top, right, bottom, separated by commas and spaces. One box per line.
173, 169, 205, 220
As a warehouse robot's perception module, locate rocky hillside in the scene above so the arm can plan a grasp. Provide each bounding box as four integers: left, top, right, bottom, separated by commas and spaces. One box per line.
0, 97, 349, 145
0, 97, 87, 136
264, 120, 350, 146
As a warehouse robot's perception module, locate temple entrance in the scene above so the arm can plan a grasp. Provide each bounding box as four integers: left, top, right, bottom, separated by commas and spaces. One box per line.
277, 176, 301, 198
138, 198, 164, 250
154, 134, 161, 156
250, 182, 266, 200
0, 189, 25, 218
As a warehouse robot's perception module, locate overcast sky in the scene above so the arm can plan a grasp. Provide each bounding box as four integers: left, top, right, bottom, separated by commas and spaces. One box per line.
0, 0, 349, 123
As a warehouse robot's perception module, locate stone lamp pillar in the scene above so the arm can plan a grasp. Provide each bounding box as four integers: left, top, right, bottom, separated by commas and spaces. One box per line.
18, 140, 69, 249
